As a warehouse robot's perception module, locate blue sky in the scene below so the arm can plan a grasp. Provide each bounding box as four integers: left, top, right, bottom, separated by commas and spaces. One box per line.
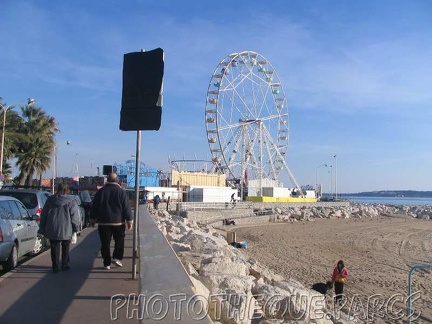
1, 0, 431, 193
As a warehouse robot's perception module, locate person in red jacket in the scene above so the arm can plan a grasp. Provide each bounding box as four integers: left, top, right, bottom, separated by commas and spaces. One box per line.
331, 260, 349, 305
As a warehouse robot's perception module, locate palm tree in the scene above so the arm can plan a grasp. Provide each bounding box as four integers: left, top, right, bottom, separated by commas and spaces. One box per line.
2, 162, 13, 182
15, 104, 58, 186
0, 108, 25, 179
3, 109, 25, 160
0, 99, 25, 176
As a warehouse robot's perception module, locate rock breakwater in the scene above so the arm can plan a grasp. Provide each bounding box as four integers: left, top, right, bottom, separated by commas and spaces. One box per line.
147, 202, 430, 323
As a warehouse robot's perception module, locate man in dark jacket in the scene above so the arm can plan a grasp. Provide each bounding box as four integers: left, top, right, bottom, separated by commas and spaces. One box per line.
39, 184, 80, 273
90, 173, 133, 269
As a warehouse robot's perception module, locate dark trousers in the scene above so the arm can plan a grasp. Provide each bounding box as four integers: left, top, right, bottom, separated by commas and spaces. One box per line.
98, 225, 125, 267
50, 239, 70, 269
334, 282, 344, 305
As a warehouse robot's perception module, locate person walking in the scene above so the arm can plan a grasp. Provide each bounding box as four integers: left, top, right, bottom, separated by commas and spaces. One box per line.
90, 172, 133, 270
38, 184, 80, 273
230, 193, 237, 207
153, 194, 161, 210
166, 196, 170, 211
331, 260, 349, 305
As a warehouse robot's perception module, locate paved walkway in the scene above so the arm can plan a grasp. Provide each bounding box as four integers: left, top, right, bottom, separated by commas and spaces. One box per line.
0, 227, 139, 324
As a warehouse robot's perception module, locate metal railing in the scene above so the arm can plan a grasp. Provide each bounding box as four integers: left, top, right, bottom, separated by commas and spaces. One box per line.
407, 263, 431, 324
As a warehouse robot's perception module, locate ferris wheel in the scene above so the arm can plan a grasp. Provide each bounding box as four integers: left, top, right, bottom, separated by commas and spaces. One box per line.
205, 51, 302, 195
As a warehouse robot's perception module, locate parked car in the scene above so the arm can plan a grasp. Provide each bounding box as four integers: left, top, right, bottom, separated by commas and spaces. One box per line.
65, 195, 86, 233
0, 196, 41, 271
0, 189, 52, 253
0, 189, 52, 222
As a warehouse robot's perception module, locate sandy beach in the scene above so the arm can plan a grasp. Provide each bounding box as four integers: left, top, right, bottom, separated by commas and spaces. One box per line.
232, 214, 432, 323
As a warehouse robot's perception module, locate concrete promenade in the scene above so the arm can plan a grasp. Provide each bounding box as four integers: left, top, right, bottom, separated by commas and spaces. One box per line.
0, 205, 212, 324
0, 226, 139, 323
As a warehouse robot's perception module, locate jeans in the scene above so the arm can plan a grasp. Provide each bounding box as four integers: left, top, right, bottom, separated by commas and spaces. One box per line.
50, 239, 70, 269
98, 225, 125, 267
334, 282, 344, 305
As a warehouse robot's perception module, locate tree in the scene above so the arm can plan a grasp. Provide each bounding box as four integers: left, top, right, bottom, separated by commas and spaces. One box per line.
15, 104, 58, 186
0, 99, 25, 178
4, 110, 25, 159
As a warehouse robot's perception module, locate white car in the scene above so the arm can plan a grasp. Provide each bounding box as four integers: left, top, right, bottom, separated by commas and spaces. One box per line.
0, 196, 40, 271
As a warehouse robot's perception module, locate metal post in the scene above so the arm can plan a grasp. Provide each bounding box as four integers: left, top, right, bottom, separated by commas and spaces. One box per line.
177, 180, 181, 217
334, 155, 338, 201
132, 130, 141, 279
0, 99, 34, 177
52, 144, 57, 194
408, 264, 431, 324
315, 164, 327, 198
0, 105, 7, 176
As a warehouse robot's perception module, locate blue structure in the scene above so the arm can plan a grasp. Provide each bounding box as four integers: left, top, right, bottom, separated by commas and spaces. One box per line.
114, 160, 161, 188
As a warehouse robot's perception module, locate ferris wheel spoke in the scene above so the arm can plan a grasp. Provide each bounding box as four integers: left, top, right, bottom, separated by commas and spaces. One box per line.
246, 124, 263, 178
216, 112, 287, 134
225, 125, 255, 176
229, 85, 257, 118
220, 126, 241, 160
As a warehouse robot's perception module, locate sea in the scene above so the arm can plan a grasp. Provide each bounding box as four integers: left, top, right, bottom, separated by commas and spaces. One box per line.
342, 196, 432, 206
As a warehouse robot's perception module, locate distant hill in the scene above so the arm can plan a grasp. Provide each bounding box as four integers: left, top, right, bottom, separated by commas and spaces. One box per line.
343, 190, 432, 198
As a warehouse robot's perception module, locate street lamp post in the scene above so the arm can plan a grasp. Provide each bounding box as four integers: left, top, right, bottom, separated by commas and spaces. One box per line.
0, 98, 35, 177
334, 155, 338, 201
52, 143, 58, 194
315, 164, 327, 198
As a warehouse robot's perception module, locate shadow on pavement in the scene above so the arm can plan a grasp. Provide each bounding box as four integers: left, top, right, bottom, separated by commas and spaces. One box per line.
0, 228, 138, 324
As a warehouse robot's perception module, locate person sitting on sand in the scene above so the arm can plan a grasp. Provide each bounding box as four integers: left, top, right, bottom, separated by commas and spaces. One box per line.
331, 260, 349, 305
311, 281, 333, 296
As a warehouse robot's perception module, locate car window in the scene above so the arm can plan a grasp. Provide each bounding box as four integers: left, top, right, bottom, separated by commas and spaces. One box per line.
0, 192, 38, 209
42, 193, 51, 205
14, 201, 31, 219
0, 200, 14, 220
8, 200, 23, 220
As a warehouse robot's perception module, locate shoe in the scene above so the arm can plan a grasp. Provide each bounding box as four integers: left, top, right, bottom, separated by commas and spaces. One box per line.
104, 265, 110, 270
61, 265, 71, 271
112, 259, 123, 267
53, 266, 59, 273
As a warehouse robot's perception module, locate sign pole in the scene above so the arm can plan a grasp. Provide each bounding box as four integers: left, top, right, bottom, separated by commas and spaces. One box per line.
132, 130, 141, 279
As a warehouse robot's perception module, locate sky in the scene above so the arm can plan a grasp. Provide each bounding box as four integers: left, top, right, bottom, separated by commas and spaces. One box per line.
1, 0, 431, 193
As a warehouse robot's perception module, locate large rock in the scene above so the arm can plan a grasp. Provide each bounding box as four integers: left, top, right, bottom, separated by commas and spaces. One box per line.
207, 288, 256, 324
200, 261, 249, 277
199, 274, 255, 294
249, 262, 285, 284
252, 282, 331, 323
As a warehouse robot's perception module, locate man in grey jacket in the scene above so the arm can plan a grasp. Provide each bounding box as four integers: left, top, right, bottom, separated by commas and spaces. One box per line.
39, 184, 80, 273
90, 172, 133, 269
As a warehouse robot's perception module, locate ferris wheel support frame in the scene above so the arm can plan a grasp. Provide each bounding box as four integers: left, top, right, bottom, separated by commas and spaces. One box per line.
261, 125, 303, 195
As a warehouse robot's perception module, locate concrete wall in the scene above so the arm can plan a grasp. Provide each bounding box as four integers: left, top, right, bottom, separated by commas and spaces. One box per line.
177, 201, 350, 224
138, 205, 212, 323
